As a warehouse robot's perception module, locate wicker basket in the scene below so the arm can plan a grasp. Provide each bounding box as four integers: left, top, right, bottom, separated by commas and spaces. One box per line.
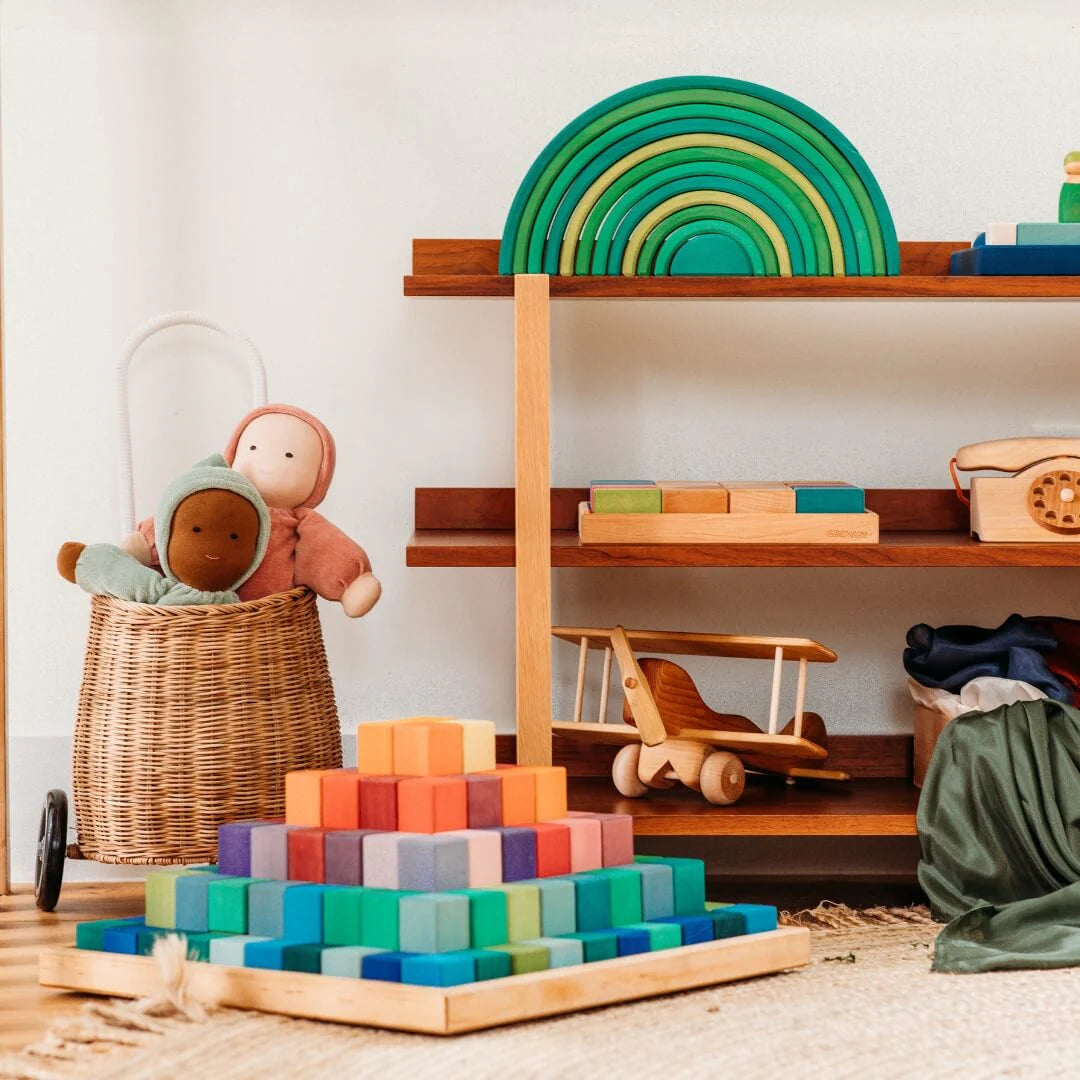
72, 587, 341, 864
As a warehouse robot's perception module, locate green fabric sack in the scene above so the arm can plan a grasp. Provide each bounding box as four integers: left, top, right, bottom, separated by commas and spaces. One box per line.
918, 699, 1080, 972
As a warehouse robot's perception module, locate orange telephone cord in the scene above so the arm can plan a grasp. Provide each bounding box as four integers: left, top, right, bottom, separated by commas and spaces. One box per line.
949, 457, 971, 507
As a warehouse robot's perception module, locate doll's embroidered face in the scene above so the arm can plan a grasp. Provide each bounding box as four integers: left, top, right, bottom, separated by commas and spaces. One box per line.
231, 413, 323, 509
166, 489, 261, 592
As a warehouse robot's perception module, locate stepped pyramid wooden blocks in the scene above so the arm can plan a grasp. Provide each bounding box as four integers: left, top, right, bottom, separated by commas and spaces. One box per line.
59, 712, 808, 1033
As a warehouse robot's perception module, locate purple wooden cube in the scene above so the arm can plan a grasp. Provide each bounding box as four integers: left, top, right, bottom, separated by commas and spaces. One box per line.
249, 824, 298, 880
497, 826, 537, 882
324, 829, 377, 886
217, 821, 271, 877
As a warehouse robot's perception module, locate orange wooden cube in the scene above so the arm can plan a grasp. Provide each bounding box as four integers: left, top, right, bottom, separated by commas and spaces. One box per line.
392, 722, 463, 777
284, 770, 331, 827
356, 722, 394, 775
321, 770, 365, 830
520, 766, 568, 821
497, 766, 536, 827
397, 776, 468, 834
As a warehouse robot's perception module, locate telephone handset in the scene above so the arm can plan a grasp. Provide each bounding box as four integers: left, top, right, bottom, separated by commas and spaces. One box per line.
952, 437, 1080, 541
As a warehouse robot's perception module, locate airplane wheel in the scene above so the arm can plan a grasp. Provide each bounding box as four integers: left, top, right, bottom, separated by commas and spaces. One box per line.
35, 789, 68, 911
700, 752, 746, 806
612, 744, 648, 798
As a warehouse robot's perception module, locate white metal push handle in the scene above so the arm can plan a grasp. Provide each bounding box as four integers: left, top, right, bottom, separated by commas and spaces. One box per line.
116, 312, 268, 538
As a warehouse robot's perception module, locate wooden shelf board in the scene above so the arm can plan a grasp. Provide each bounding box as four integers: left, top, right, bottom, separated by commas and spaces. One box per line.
567, 777, 918, 836
405, 239, 1080, 299
407, 528, 1080, 567
405, 274, 1080, 300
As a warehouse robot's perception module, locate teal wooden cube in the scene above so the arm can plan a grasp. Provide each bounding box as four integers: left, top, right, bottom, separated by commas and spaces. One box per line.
399, 893, 470, 954
283, 943, 327, 974
633, 863, 675, 920
135, 927, 173, 956
175, 873, 214, 933
247, 880, 291, 938
400, 952, 476, 987
569, 873, 611, 932
462, 948, 513, 981
524, 936, 583, 968
76, 917, 144, 952
244, 938, 310, 970
283, 884, 335, 942
724, 903, 777, 933
584, 867, 642, 926
635, 856, 705, 915
179, 932, 231, 961
529, 878, 576, 937
565, 930, 618, 963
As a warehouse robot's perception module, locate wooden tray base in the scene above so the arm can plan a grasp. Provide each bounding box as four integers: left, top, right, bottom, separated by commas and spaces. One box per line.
578, 503, 880, 545
39, 928, 809, 1035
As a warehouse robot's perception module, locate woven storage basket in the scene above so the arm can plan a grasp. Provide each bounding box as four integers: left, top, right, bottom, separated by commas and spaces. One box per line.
72, 586, 341, 863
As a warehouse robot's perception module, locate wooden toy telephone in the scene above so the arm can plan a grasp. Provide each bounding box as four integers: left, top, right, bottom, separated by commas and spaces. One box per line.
952, 437, 1080, 541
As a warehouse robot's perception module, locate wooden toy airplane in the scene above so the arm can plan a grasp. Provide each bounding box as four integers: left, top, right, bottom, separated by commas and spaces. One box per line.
552, 625, 849, 806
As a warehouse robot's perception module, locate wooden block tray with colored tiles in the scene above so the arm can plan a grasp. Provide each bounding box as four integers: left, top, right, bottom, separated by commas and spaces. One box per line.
41, 717, 809, 1032
581, 481, 879, 545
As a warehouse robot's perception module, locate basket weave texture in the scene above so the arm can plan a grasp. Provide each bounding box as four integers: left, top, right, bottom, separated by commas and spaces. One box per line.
72, 586, 342, 863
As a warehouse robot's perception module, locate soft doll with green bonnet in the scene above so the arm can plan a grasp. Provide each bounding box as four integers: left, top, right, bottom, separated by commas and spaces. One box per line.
58, 457, 270, 605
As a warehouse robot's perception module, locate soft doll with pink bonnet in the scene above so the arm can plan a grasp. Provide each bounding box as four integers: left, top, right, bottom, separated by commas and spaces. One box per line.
123, 405, 380, 617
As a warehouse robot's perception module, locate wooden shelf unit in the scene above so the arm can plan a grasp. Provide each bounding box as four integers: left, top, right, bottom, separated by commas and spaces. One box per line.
404, 239, 1080, 826
408, 487, 1080, 567
406, 238, 1080, 299
565, 777, 917, 837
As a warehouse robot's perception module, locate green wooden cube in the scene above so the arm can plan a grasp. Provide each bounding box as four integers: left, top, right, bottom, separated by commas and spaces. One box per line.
207, 876, 264, 933
623, 921, 682, 951
448, 888, 509, 948
324, 887, 365, 946
491, 943, 548, 975
497, 883, 541, 942
359, 888, 416, 950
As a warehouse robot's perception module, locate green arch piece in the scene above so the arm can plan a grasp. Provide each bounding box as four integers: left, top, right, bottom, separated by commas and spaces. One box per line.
595, 173, 810, 275
638, 203, 783, 275
512, 85, 887, 274
542, 106, 863, 275
648, 213, 775, 275
577, 156, 826, 275
499, 77, 898, 276
670, 234, 753, 275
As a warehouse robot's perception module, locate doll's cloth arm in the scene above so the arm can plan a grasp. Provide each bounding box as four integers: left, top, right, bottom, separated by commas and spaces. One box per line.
294, 510, 372, 601
135, 516, 162, 568
74, 543, 172, 604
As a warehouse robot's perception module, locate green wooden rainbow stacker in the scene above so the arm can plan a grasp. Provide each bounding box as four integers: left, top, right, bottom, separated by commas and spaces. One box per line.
499, 75, 899, 278
41, 718, 809, 1033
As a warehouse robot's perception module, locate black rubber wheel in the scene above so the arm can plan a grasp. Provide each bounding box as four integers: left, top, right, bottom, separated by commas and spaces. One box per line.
34, 789, 68, 911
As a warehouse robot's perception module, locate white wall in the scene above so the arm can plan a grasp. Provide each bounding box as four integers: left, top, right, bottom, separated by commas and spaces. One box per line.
4, 0, 1080, 882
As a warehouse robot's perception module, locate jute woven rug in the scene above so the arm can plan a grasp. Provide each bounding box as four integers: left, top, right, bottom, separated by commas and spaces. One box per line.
5, 905, 1080, 1080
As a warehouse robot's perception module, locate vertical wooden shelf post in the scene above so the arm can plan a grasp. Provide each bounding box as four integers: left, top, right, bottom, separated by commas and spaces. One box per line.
514, 275, 552, 765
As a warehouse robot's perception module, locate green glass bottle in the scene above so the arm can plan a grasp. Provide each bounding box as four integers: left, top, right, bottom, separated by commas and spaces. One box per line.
1060, 152, 1080, 223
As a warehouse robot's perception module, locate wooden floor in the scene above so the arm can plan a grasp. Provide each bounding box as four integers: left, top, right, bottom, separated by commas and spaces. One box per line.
0, 882, 144, 1051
